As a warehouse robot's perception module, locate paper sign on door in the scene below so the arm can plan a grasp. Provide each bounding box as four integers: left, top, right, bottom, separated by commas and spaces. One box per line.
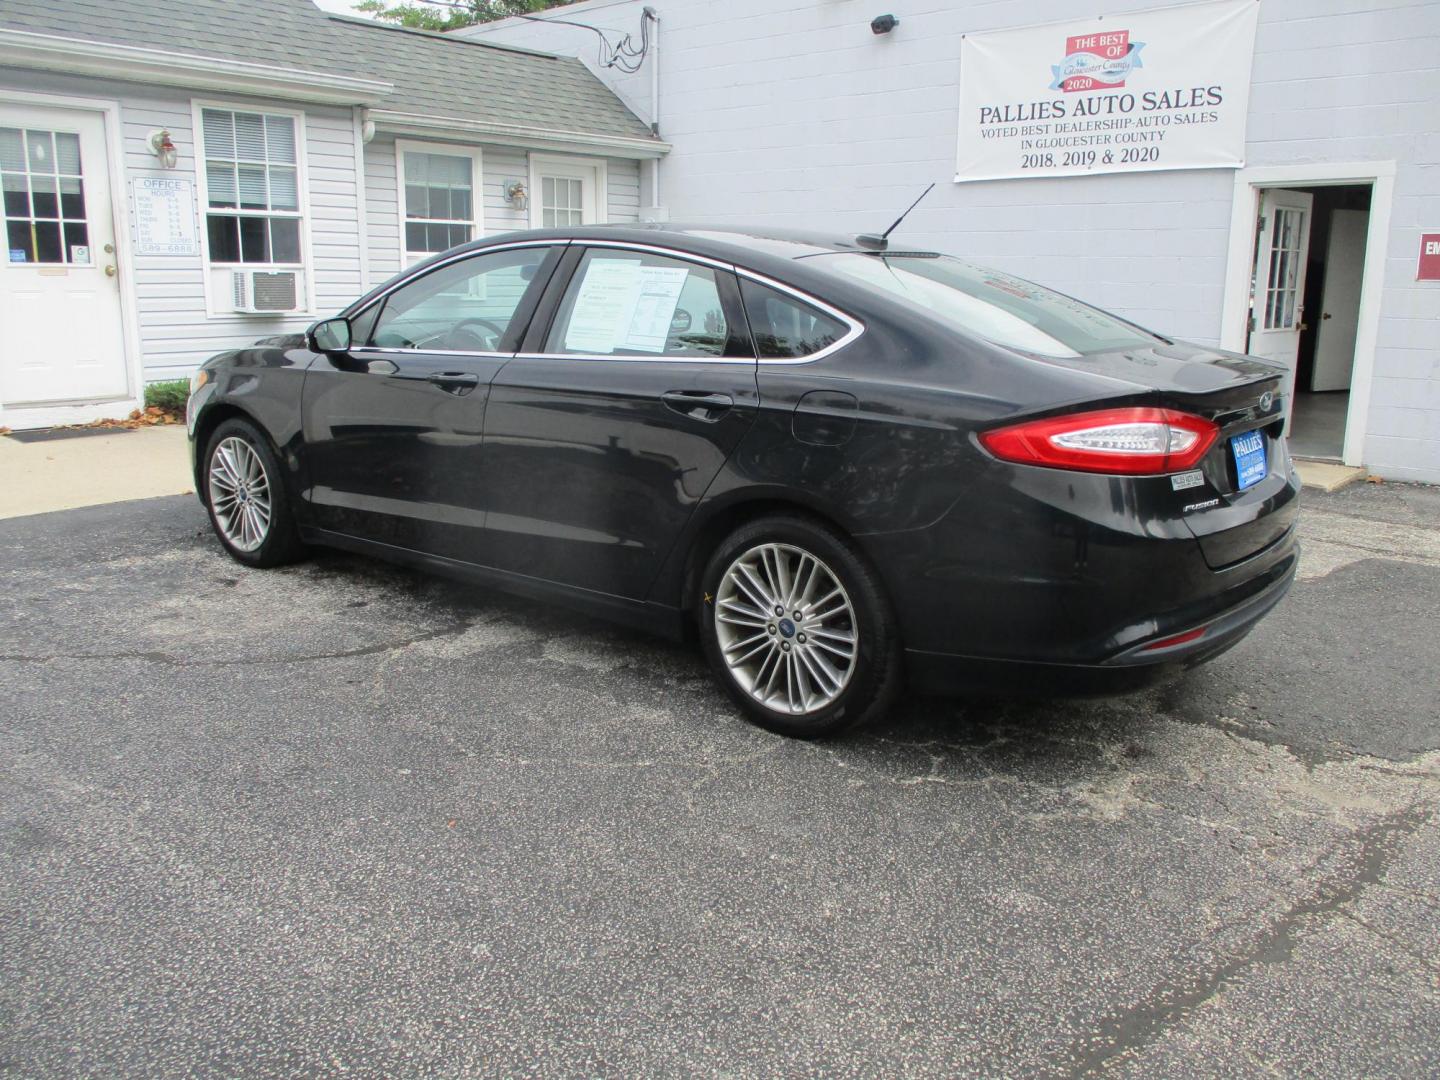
564, 258, 690, 354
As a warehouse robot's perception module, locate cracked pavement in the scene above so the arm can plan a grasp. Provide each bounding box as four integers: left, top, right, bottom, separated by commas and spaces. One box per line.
2, 483, 1438, 1078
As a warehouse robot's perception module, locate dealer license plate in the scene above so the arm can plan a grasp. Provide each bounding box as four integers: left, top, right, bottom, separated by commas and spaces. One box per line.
1231, 430, 1267, 490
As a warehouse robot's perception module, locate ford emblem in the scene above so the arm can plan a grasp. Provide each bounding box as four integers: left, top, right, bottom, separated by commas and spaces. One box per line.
1259, 391, 1274, 412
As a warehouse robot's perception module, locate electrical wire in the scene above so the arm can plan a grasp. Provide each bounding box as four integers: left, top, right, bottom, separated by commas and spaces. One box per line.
413, 2, 653, 73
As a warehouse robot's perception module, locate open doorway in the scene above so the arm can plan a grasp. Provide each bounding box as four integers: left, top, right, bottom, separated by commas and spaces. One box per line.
1245, 184, 1372, 461
1222, 162, 1395, 470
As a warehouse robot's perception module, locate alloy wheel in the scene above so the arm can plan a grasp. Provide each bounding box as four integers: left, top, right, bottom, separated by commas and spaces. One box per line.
208, 436, 272, 552
714, 542, 858, 714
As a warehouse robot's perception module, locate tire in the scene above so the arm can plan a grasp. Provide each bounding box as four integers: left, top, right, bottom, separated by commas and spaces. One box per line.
698, 514, 902, 738
202, 417, 306, 568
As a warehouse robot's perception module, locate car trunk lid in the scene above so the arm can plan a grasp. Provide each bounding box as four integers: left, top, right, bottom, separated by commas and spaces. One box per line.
1037, 342, 1298, 569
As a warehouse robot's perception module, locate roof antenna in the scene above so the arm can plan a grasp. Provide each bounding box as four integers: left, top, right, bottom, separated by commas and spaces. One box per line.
856, 182, 936, 250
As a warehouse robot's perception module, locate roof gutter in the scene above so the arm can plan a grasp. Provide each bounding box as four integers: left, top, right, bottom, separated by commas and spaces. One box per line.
0, 29, 393, 106
368, 109, 670, 159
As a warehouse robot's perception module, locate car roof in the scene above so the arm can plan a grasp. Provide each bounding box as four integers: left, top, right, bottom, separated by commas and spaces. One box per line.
471, 223, 897, 266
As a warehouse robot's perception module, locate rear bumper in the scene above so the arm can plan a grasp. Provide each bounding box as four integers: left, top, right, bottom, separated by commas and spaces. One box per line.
857, 453, 1301, 683
905, 538, 1296, 696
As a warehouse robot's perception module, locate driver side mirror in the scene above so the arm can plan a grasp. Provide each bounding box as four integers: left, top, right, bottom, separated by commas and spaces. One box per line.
307, 316, 351, 355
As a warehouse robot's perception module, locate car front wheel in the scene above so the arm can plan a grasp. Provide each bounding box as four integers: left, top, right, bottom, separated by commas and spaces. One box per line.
203, 418, 305, 568
699, 515, 902, 738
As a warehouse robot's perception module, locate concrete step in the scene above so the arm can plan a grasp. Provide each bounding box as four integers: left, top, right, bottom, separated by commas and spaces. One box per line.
1294, 459, 1367, 493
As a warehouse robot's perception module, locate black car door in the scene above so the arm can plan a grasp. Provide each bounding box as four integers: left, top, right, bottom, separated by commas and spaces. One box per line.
479, 244, 759, 599
300, 243, 562, 562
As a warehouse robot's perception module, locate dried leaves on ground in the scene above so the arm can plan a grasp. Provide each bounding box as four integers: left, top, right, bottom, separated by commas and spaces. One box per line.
77, 407, 182, 430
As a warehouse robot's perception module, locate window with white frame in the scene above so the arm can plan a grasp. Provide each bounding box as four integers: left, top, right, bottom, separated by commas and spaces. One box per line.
540, 176, 584, 227
400, 143, 480, 263
200, 107, 303, 266
528, 155, 604, 230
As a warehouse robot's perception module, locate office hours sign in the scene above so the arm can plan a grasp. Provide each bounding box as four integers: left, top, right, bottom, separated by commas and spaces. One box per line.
955, 0, 1260, 183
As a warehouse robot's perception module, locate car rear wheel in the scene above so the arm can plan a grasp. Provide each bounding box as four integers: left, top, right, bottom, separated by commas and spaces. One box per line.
699, 514, 901, 738
203, 418, 305, 568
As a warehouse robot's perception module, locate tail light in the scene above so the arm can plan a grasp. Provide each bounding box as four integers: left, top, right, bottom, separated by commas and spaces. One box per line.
979, 407, 1218, 476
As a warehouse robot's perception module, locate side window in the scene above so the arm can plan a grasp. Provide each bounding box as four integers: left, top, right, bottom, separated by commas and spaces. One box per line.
544, 248, 745, 358
368, 246, 551, 351
740, 279, 848, 360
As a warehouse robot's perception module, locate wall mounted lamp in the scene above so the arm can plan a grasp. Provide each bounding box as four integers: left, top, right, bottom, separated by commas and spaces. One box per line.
871, 14, 899, 34
505, 180, 529, 211
147, 129, 178, 169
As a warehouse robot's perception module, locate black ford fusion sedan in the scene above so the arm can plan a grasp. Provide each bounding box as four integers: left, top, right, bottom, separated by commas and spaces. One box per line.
187, 224, 1299, 737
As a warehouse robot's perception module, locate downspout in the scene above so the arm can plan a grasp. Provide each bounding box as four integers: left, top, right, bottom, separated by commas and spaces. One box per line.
352, 106, 372, 293
646, 6, 661, 214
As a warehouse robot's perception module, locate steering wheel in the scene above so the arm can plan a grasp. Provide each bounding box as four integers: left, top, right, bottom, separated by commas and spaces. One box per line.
446, 317, 508, 352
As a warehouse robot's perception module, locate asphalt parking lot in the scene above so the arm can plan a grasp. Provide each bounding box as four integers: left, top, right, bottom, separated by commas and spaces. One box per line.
3, 484, 1438, 1078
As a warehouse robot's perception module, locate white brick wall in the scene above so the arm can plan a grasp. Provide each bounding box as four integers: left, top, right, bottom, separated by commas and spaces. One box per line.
468, 0, 1440, 482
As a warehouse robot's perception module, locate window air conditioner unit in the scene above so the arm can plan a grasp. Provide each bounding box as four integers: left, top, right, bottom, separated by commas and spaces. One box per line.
231, 269, 300, 314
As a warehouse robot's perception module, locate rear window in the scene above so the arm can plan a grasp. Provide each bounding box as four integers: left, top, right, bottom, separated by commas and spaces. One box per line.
819, 253, 1161, 358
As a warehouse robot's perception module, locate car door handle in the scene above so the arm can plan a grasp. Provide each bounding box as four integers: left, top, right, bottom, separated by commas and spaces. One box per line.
661, 390, 734, 422
428, 371, 481, 395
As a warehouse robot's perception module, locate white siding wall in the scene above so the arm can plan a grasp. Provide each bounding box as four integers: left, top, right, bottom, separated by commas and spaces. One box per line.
1, 68, 646, 394
470, 0, 1440, 482
363, 132, 403, 284
608, 156, 641, 222
0, 69, 364, 384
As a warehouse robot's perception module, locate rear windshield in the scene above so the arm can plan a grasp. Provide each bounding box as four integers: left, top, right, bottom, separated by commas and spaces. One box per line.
818, 253, 1162, 358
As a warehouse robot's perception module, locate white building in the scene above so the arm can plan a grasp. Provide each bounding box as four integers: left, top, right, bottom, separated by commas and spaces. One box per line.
0, 0, 665, 431
469, 0, 1440, 483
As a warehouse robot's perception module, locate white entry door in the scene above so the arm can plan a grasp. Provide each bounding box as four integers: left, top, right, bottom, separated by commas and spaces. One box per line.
529, 155, 604, 229
1247, 188, 1314, 411
0, 104, 127, 406
1311, 208, 1367, 392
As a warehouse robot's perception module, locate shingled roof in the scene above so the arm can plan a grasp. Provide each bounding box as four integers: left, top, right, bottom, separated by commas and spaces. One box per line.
0, 0, 657, 144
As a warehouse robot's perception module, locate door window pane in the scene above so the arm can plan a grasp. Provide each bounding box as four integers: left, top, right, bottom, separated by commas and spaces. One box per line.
1263, 207, 1305, 331
55, 132, 81, 175
30, 175, 57, 218
7, 219, 33, 262
3, 173, 27, 218
27, 130, 53, 173
59, 176, 84, 218
539, 175, 585, 228
0, 128, 23, 171
33, 219, 61, 262
1, 125, 93, 265
370, 246, 551, 351
545, 248, 738, 357
63, 220, 90, 260
739, 280, 848, 359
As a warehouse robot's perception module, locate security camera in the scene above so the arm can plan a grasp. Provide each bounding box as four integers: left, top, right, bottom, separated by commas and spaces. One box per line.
871, 14, 899, 34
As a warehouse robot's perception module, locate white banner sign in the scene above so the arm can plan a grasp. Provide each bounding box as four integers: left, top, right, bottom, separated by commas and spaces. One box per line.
955, 0, 1260, 183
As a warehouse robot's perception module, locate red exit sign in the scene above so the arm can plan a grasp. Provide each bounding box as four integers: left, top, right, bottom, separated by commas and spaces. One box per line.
1420, 234, 1440, 281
